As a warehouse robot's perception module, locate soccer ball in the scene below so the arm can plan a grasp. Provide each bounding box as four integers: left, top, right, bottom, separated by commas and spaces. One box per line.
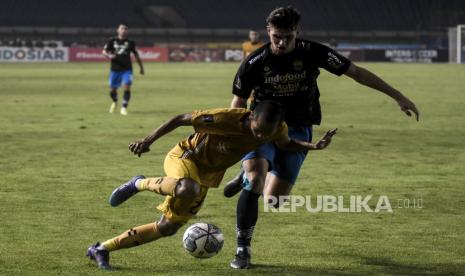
182, 222, 224, 258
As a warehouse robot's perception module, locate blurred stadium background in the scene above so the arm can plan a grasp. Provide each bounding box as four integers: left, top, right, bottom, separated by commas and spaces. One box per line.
1, 0, 465, 63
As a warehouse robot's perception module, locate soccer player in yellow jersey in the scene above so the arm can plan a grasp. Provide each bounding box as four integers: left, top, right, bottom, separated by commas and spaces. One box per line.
242, 30, 263, 59
86, 101, 337, 270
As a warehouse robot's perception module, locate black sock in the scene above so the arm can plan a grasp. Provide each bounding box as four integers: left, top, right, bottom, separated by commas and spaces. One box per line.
236, 189, 260, 248
122, 90, 131, 108
110, 91, 117, 102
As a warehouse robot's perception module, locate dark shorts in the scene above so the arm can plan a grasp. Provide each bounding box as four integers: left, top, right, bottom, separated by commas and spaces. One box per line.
109, 70, 132, 89
242, 126, 312, 187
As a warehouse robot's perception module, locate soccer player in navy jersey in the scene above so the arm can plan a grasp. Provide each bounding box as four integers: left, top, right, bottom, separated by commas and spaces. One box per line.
224, 6, 419, 269
102, 24, 144, 115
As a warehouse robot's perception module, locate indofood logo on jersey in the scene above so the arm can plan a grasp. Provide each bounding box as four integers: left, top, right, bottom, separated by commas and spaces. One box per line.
264, 71, 307, 84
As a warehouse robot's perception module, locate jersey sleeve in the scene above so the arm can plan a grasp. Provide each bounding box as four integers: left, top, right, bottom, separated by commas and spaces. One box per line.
103, 38, 114, 52
311, 42, 351, 76
232, 60, 254, 99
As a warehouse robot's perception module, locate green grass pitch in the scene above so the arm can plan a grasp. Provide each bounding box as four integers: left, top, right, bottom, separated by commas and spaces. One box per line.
0, 62, 464, 275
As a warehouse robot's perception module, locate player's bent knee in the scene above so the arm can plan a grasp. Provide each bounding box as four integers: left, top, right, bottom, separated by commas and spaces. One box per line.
157, 218, 182, 236
242, 158, 268, 193
243, 158, 268, 174
244, 175, 265, 193
175, 179, 201, 199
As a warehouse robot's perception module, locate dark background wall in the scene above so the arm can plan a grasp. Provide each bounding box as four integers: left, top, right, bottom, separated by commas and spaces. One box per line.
0, 0, 464, 46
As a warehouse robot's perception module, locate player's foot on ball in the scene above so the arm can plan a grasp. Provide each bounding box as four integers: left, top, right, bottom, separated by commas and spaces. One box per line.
223, 168, 244, 198
109, 102, 117, 113
87, 242, 110, 270
230, 247, 251, 269
120, 107, 128, 115
109, 175, 145, 206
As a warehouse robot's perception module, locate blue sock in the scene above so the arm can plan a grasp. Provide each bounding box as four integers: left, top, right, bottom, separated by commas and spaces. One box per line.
122, 90, 131, 108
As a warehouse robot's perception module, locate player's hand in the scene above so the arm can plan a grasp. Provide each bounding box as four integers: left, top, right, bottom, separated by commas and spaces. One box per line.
140, 68, 145, 75
397, 97, 419, 121
106, 54, 116, 59
129, 139, 151, 157
314, 128, 337, 150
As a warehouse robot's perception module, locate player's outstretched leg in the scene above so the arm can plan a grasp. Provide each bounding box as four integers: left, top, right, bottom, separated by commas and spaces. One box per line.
230, 189, 260, 269
223, 168, 244, 198
87, 219, 180, 270
88, 179, 199, 270
230, 158, 267, 269
109, 176, 179, 206
108, 175, 145, 206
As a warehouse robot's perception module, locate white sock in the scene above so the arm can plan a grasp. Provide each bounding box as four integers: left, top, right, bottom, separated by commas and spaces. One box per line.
237, 246, 251, 255
96, 244, 107, 251
135, 179, 143, 190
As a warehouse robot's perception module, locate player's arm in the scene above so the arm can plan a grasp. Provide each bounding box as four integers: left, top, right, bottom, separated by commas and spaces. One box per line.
129, 113, 192, 157
231, 95, 247, 108
131, 43, 144, 75
344, 63, 419, 121
276, 129, 337, 151
102, 49, 115, 59
133, 50, 144, 75
102, 40, 115, 59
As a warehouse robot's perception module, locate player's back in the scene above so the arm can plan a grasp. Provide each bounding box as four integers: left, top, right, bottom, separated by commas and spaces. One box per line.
176, 108, 286, 171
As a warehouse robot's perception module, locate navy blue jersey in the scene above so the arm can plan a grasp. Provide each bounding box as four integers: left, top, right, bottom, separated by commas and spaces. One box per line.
103, 37, 137, 71
232, 39, 351, 126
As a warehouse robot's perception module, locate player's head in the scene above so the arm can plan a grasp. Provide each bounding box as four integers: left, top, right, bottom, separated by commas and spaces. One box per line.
250, 100, 285, 141
266, 6, 301, 55
249, 30, 260, 44
117, 24, 129, 38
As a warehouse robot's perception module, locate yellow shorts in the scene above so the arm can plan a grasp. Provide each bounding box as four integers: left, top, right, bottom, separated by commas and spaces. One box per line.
156, 145, 225, 224
157, 186, 208, 225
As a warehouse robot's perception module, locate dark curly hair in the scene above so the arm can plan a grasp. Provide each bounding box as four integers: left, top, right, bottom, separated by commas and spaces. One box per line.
266, 6, 301, 30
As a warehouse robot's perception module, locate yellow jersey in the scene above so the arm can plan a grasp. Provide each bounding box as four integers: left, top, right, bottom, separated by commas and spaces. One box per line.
177, 108, 288, 172
242, 41, 263, 58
